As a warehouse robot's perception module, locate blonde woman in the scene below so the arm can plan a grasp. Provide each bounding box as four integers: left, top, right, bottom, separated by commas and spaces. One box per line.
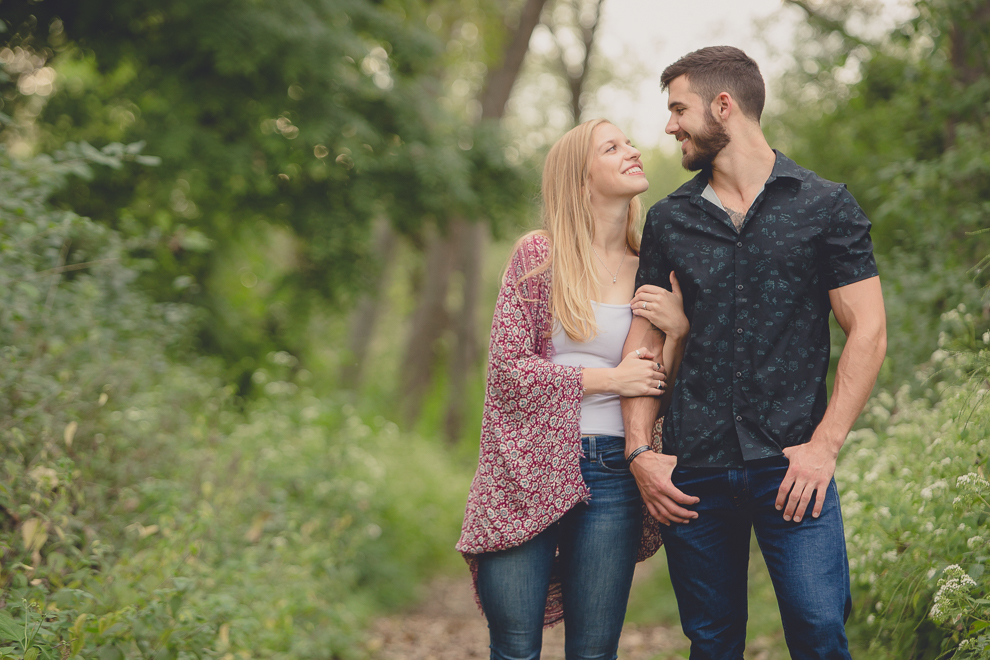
457, 119, 689, 660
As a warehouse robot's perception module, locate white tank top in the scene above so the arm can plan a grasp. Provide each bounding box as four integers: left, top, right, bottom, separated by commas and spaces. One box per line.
550, 302, 632, 437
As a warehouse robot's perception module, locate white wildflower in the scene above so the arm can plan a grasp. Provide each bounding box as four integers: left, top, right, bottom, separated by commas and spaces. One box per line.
967, 536, 984, 549
882, 550, 898, 563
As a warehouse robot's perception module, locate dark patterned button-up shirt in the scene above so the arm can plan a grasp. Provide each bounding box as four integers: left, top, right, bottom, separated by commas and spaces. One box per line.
636, 151, 878, 468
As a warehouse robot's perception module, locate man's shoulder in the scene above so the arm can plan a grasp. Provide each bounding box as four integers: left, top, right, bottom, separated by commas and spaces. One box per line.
646, 177, 702, 220
775, 153, 849, 198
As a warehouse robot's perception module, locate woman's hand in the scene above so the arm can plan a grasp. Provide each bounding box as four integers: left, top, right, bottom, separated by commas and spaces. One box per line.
610, 347, 666, 397
631, 272, 689, 339
581, 348, 665, 397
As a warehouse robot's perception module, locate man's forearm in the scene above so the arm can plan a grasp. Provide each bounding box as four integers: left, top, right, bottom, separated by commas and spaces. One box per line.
813, 323, 887, 453
622, 316, 665, 454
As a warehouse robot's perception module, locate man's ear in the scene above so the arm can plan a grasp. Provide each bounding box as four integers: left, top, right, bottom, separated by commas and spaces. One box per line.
712, 92, 733, 120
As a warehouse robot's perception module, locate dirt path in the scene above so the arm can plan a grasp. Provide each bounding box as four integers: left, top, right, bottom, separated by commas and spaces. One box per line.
368, 569, 689, 660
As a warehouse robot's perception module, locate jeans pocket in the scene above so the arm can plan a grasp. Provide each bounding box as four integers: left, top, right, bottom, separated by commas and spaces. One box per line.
597, 447, 630, 474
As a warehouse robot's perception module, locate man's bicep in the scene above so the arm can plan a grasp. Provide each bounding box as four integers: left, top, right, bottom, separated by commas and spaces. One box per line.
635, 210, 673, 291
828, 276, 885, 336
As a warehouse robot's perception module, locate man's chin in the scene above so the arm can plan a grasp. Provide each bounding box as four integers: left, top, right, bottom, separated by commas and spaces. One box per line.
681, 153, 709, 172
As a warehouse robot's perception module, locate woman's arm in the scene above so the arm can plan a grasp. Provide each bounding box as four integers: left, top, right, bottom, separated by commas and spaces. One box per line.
582, 348, 665, 397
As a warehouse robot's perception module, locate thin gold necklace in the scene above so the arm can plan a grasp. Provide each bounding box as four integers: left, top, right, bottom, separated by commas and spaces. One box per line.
591, 245, 627, 284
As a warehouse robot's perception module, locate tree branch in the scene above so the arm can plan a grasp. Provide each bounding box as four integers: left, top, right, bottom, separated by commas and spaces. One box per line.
783, 0, 874, 50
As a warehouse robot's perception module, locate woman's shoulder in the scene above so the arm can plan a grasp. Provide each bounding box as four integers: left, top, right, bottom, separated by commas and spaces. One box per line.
506, 230, 551, 276
513, 230, 550, 260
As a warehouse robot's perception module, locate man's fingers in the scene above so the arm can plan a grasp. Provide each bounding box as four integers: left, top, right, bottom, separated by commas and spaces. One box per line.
664, 483, 700, 507
644, 501, 671, 526
669, 271, 682, 295
775, 468, 796, 511
811, 485, 827, 519
792, 484, 815, 522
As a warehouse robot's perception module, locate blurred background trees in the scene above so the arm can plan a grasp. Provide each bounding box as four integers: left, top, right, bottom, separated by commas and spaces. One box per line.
1, 0, 989, 657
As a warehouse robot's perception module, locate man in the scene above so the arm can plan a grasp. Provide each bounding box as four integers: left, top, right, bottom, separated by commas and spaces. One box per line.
622, 46, 887, 659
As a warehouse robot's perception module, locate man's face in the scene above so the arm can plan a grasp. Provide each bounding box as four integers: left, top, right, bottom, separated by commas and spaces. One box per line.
665, 76, 730, 172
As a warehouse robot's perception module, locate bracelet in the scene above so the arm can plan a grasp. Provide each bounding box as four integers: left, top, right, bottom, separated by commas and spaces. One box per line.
626, 445, 652, 465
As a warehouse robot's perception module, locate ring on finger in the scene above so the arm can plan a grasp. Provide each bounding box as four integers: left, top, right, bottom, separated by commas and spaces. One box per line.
642, 302, 648, 310
634, 349, 641, 357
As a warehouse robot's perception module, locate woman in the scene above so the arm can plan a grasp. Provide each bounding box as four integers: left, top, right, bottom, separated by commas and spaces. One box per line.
457, 119, 689, 660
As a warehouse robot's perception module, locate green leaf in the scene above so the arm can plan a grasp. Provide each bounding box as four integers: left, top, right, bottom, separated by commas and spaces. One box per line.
0, 611, 22, 642
23, 648, 38, 660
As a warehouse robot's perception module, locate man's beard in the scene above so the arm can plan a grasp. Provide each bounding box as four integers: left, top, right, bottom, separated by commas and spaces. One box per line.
679, 109, 731, 172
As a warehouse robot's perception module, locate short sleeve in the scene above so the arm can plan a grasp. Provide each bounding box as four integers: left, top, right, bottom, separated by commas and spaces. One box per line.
822, 184, 879, 290
636, 205, 674, 292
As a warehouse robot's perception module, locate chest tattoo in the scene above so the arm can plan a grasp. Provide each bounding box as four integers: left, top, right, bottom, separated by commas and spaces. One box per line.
724, 206, 746, 230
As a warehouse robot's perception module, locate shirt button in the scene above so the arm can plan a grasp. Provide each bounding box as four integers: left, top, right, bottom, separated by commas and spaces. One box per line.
737, 284, 743, 290
736, 241, 743, 248
737, 328, 743, 334
735, 415, 743, 422
736, 372, 742, 377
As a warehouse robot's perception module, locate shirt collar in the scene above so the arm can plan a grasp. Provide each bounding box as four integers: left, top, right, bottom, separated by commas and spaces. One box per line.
669, 150, 807, 198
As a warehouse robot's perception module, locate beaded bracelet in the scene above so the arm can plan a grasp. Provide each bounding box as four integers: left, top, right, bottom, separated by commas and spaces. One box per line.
626, 444, 652, 465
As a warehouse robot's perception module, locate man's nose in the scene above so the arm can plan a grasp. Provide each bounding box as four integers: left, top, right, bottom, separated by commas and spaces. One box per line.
665, 115, 678, 135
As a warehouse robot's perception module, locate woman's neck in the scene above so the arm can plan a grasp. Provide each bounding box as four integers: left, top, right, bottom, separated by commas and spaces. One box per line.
591, 198, 630, 254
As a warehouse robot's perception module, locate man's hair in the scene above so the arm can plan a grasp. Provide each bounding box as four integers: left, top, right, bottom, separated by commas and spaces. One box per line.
660, 46, 766, 122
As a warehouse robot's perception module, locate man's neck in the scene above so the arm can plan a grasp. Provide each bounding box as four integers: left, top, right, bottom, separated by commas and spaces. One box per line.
708, 129, 776, 202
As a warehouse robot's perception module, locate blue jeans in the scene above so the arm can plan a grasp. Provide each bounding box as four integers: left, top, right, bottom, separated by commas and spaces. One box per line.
661, 456, 852, 660
475, 435, 643, 660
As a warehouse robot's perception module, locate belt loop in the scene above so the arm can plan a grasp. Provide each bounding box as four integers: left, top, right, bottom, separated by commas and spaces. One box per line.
588, 435, 598, 460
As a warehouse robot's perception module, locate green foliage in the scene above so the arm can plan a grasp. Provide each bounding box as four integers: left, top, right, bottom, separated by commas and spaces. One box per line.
772, 0, 990, 386
1, 0, 529, 369
0, 146, 470, 657
838, 309, 990, 658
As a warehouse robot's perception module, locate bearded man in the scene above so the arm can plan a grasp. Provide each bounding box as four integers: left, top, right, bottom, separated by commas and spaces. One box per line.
621, 46, 887, 659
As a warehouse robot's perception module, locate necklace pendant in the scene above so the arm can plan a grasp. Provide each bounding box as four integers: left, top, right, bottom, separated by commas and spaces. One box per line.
612, 276, 617, 284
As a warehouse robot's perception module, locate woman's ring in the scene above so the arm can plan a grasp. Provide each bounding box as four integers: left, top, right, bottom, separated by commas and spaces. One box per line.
634, 349, 641, 357
642, 302, 648, 310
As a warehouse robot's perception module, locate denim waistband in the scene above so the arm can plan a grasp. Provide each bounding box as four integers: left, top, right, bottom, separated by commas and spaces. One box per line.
581, 434, 624, 460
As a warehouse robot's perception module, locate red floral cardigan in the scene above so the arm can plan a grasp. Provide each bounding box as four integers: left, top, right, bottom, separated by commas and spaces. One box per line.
456, 232, 663, 627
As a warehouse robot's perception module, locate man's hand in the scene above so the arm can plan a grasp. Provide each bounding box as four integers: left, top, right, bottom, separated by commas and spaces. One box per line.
776, 439, 839, 522
629, 451, 699, 525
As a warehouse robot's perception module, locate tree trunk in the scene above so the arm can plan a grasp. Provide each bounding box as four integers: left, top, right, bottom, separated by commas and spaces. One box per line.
549, 0, 604, 125
400, 225, 457, 424
340, 220, 397, 389
947, 0, 990, 145
444, 221, 486, 443
437, 0, 553, 438
479, 0, 553, 119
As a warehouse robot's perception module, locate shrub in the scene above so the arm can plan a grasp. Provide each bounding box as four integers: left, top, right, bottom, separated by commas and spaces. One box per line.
840, 310, 990, 659
0, 145, 469, 659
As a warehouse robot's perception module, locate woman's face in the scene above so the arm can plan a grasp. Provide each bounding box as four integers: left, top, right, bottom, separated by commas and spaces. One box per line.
586, 123, 648, 203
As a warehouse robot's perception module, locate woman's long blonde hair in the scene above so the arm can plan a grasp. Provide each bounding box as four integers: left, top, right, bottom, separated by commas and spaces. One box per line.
517, 119, 643, 342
